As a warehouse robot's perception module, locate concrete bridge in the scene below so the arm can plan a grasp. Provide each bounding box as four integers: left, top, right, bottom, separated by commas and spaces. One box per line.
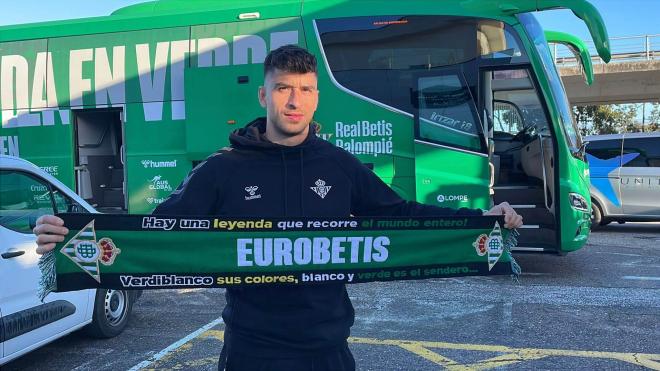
554, 34, 660, 106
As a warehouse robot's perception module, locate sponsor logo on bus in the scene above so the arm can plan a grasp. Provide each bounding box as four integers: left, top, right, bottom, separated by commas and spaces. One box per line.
146, 197, 166, 205
148, 175, 173, 191
437, 194, 469, 203
39, 165, 60, 176
141, 159, 177, 168
334, 119, 394, 157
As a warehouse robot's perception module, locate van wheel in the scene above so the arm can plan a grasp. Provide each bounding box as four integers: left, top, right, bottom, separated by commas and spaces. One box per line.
591, 202, 603, 228
84, 289, 133, 338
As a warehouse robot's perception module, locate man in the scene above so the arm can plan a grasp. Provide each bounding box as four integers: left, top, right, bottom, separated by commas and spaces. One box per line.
35, 45, 522, 371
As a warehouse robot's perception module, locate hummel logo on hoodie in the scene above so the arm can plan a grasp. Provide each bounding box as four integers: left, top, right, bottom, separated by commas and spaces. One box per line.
244, 186, 261, 200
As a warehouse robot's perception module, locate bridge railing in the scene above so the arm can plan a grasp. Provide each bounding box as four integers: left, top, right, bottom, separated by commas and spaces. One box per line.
551, 34, 660, 66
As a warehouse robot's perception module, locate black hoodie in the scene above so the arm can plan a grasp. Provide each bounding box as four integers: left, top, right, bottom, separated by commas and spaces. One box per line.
154, 118, 481, 357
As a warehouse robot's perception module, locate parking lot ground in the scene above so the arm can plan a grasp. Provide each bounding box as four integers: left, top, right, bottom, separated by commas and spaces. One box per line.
128, 320, 660, 370
4, 222, 659, 370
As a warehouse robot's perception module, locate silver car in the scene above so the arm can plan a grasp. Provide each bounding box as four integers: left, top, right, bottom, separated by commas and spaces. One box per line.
585, 132, 660, 227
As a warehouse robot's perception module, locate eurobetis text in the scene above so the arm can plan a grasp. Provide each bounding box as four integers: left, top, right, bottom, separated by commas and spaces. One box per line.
237, 236, 390, 266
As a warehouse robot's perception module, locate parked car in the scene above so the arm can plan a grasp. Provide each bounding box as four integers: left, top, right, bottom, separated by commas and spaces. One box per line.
0, 155, 139, 366
585, 132, 660, 227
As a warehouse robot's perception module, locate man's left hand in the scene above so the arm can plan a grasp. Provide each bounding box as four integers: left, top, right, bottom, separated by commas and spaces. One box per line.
484, 202, 523, 229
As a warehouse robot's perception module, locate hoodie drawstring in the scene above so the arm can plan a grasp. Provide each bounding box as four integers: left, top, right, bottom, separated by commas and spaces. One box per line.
281, 150, 288, 217
281, 149, 306, 217
300, 148, 305, 217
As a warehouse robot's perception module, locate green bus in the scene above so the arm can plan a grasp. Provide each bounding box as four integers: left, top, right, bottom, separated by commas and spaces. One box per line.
0, 0, 610, 254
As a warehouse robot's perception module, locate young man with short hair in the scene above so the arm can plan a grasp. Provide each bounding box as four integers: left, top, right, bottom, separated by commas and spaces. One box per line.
35, 45, 522, 371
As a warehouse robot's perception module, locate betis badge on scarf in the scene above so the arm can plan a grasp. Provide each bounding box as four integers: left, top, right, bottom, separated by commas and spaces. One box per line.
59, 220, 122, 283
38, 214, 520, 299
472, 221, 505, 271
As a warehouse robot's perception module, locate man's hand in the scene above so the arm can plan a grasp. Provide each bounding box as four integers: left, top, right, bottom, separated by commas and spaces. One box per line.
33, 215, 69, 255
484, 202, 523, 229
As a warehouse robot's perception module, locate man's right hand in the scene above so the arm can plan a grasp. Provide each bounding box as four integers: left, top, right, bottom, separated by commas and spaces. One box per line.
33, 215, 69, 255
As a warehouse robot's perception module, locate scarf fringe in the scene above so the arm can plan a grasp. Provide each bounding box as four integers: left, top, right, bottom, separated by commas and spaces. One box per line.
38, 250, 57, 302
504, 228, 522, 281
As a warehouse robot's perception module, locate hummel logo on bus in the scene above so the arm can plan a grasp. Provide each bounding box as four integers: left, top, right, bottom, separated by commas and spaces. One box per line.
244, 186, 261, 201
311, 179, 332, 199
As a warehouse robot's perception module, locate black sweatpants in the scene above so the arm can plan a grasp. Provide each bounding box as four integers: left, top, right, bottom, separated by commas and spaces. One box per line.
218, 344, 355, 371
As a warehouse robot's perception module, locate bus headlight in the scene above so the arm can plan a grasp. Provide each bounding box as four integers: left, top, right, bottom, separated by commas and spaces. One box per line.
569, 193, 589, 212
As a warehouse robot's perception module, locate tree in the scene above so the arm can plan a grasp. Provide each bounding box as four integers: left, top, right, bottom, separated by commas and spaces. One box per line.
572, 104, 638, 135
647, 103, 660, 132
574, 105, 598, 136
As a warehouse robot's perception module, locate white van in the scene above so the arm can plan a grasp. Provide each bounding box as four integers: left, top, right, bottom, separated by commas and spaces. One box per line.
585, 132, 660, 226
0, 155, 139, 365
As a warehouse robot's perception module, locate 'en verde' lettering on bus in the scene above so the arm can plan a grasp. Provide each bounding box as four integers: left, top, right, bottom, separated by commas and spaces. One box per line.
0, 31, 298, 127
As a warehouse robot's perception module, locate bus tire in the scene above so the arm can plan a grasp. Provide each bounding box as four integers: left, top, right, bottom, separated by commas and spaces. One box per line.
84, 289, 133, 338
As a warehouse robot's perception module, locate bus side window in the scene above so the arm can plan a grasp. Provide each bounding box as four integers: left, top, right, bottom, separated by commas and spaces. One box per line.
491, 69, 549, 137
493, 100, 524, 135
415, 72, 484, 153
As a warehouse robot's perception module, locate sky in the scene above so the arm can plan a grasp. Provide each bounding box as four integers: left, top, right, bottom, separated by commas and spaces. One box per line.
0, 0, 658, 39
0, 0, 656, 123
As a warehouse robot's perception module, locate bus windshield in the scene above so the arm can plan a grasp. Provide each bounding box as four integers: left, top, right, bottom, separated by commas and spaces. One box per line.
518, 13, 584, 154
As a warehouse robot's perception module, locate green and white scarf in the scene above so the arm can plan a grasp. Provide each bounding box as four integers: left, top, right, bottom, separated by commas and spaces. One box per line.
39, 214, 520, 300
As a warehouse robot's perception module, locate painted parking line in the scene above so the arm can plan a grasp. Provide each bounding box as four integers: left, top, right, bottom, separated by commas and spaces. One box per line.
128, 317, 224, 371
622, 276, 660, 281
348, 337, 660, 370
595, 251, 648, 258
137, 318, 660, 371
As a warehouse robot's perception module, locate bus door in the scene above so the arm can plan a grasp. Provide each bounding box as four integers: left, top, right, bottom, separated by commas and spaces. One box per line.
486, 68, 558, 251
413, 68, 491, 210
73, 108, 126, 212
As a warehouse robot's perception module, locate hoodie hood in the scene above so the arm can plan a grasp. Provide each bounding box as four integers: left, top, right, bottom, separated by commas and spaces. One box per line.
228, 117, 323, 218
229, 117, 320, 151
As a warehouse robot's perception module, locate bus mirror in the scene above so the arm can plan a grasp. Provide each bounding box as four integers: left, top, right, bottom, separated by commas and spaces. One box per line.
574, 140, 590, 160
536, 0, 611, 63
545, 31, 594, 85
